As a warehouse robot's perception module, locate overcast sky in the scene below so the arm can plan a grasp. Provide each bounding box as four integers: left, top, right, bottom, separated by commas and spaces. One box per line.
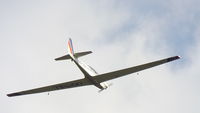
1, 0, 200, 113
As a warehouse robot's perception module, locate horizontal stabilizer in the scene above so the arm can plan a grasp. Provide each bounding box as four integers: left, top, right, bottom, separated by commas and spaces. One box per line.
55, 51, 92, 61
74, 51, 92, 58
55, 54, 71, 61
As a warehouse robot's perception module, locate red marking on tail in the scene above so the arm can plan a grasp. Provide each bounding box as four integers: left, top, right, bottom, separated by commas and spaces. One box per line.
68, 38, 74, 55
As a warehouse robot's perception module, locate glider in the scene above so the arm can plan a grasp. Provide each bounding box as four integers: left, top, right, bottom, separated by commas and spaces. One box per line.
7, 38, 180, 97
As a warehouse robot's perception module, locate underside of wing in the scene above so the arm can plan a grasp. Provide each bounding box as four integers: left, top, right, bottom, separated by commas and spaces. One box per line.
94, 56, 180, 83
7, 78, 91, 97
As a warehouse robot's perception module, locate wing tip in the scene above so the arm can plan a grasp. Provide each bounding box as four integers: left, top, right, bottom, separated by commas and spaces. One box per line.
175, 56, 181, 59
7, 93, 22, 97
167, 56, 181, 62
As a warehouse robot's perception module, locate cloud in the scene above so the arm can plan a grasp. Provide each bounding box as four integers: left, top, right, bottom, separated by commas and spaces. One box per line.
1, 0, 200, 113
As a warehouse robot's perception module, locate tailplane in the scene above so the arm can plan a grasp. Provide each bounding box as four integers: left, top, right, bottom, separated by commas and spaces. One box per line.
55, 38, 92, 61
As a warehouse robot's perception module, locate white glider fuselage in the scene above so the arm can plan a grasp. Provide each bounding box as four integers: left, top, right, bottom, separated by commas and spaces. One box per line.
73, 58, 105, 90
67, 38, 106, 90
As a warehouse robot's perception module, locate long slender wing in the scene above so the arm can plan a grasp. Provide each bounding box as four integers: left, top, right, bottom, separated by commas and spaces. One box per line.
7, 78, 91, 97
94, 56, 180, 83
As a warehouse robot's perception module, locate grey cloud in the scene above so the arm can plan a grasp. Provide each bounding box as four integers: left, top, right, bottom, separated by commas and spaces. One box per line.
1, 0, 200, 113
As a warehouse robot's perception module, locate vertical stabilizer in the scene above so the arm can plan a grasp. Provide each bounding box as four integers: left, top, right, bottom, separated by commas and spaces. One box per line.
67, 38, 75, 58
55, 38, 92, 61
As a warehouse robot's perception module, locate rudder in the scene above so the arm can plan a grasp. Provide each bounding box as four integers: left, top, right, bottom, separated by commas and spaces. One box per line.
67, 38, 75, 58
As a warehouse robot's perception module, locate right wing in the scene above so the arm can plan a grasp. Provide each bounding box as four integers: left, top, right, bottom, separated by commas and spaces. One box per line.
94, 56, 180, 83
7, 78, 91, 97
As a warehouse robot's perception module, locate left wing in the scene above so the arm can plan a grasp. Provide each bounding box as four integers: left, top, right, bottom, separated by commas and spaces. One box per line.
7, 78, 91, 97
94, 56, 180, 83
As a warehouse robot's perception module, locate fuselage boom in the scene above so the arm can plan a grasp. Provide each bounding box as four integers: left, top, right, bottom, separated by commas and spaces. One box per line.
73, 58, 105, 90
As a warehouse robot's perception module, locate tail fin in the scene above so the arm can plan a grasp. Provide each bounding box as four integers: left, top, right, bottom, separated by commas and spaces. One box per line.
67, 38, 75, 58
55, 38, 92, 61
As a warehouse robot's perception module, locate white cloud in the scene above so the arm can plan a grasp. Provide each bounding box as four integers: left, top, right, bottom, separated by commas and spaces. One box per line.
1, 0, 200, 113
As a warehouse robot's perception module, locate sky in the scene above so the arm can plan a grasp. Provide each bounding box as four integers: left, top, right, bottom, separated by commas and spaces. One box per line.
1, 0, 200, 113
